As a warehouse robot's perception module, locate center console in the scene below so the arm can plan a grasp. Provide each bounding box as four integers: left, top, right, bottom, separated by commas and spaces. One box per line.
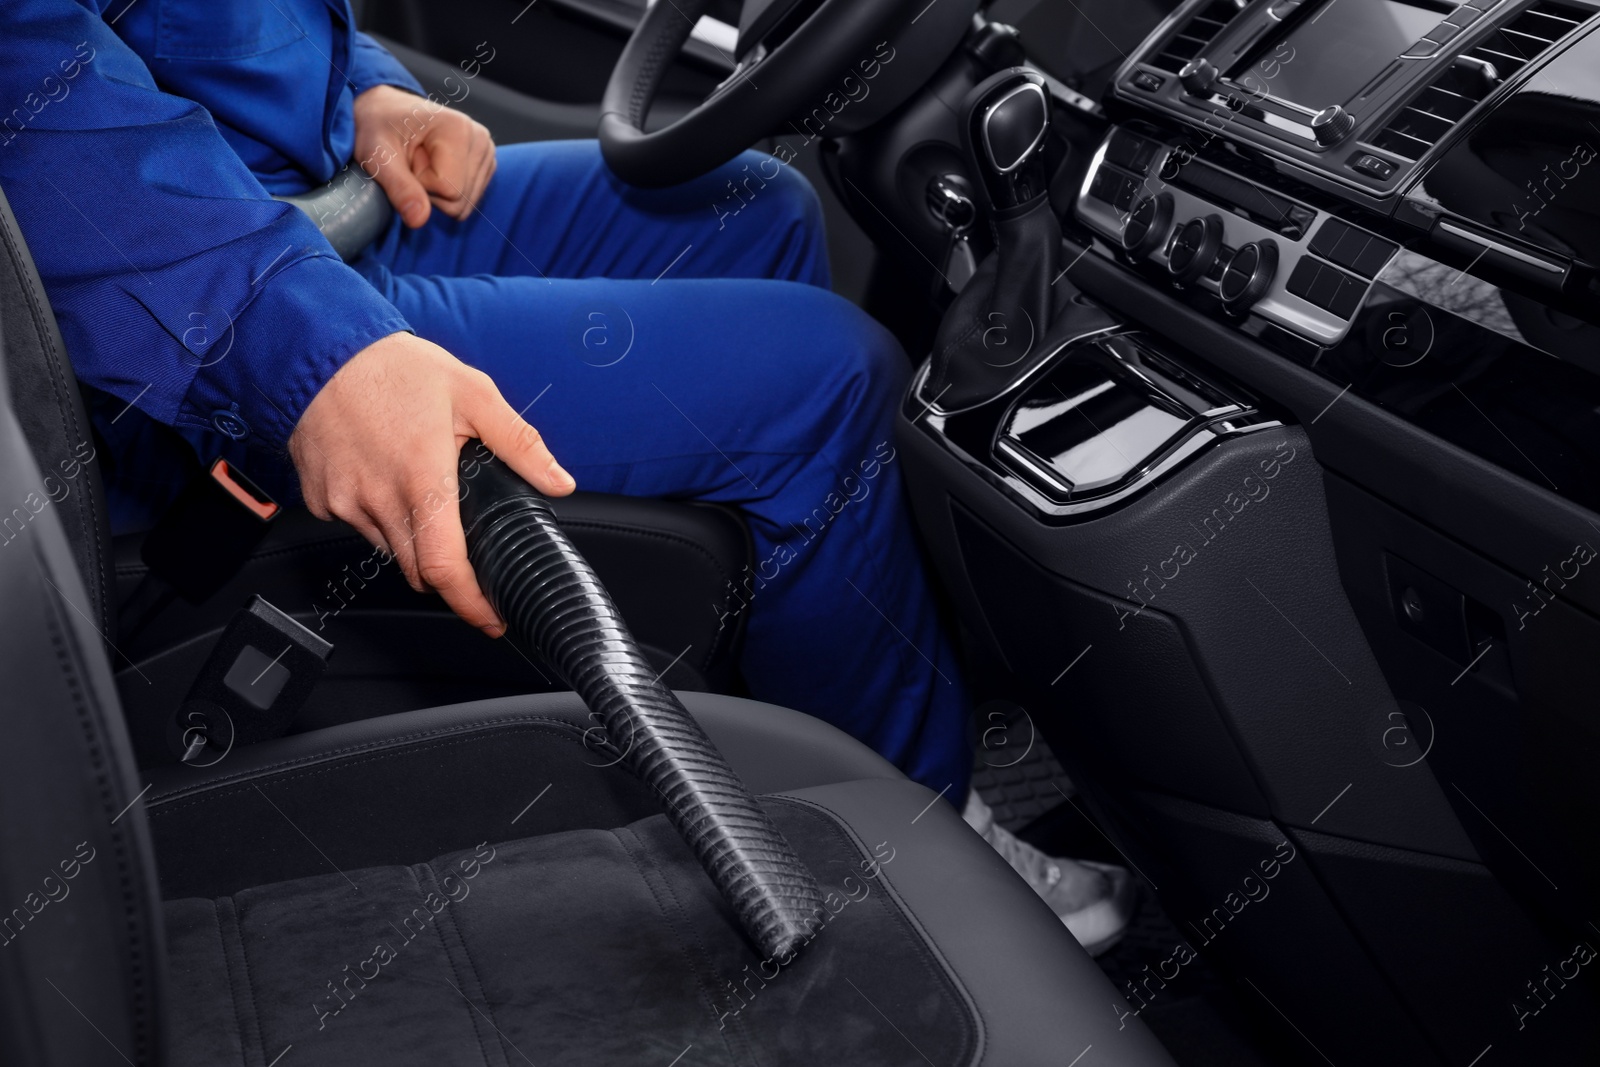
916, 328, 1279, 517
887, 3, 1600, 1062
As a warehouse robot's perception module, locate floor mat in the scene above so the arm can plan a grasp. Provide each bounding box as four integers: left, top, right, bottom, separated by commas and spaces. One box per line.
1081, 859, 1318, 1066
968, 706, 1323, 1067
968, 699, 1076, 831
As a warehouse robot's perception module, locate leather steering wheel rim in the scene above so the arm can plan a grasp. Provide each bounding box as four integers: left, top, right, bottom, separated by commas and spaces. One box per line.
599, 0, 927, 188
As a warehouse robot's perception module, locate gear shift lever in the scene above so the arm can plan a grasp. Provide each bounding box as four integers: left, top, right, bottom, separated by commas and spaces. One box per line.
925, 69, 1113, 411
973, 76, 1052, 210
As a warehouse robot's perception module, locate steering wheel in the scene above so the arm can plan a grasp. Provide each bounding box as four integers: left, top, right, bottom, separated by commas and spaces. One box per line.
600, 0, 980, 188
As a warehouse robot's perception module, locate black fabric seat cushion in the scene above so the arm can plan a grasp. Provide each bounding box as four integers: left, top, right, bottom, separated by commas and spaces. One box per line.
145, 694, 1180, 1067
165, 797, 977, 1067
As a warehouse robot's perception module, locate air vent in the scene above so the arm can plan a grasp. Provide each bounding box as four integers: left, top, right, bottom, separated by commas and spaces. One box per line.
1150, 0, 1246, 74
1371, 0, 1591, 162
1466, 0, 1588, 77
1370, 60, 1496, 160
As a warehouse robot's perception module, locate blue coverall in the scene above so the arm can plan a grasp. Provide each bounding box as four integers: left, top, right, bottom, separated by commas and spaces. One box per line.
0, 0, 971, 798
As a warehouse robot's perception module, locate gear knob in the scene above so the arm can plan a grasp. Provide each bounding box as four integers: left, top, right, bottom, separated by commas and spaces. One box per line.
963, 69, 1052, 212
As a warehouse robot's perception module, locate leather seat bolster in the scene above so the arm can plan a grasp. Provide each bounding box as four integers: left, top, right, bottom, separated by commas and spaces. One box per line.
778, 779, 1181, 1067
143, 692, 901, 900
115, 493, 750, 688
146, 691, 897, 803
0, 183, 114, 636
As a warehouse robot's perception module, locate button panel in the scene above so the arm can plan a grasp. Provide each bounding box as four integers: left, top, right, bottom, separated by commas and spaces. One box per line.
1307, 217, 1398, 278
1105, 129, 1159, 175
1089, 167, 1140, 212
1350, 153, 1398, 181
1076, 128, 1379, 345
1428, 19, 1463, 45
1286, 256, 1367, 320
1402, 0, 1496, 57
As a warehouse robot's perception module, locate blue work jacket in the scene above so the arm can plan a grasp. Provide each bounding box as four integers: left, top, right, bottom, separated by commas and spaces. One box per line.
0, 0, 426, 525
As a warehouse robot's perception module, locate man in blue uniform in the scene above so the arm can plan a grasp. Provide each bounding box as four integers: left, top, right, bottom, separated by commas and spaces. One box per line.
0, 0, 1130, 948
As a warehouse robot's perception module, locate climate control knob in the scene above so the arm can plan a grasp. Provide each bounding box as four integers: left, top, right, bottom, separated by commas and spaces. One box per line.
1167, 214, 1224, 286
1219, 238, 1279, 313
1178, 58, 1219, 97
1311, 104, 1356, 147
1121, 192, 1174, 259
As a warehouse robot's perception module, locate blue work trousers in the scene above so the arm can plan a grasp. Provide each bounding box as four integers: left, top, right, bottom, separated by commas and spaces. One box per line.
352, 140, 971, 799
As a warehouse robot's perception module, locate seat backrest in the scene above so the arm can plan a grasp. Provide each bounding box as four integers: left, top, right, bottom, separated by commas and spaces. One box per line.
0, 304, 167, 1061
0, 168, 396, 1067
0, 162, 389, 648
0, 183, 115, 637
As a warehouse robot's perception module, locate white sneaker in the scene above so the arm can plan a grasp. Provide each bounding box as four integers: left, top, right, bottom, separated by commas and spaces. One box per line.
962, 791, 1136, 956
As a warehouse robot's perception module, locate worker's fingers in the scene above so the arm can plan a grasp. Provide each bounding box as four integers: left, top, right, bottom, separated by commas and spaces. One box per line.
368, 138, 433, 228
446, 126, 493, 217
400, 439, 505, 636
424, 122, 494, 220
462, 374, 576, 498
412, 521, 504, 637
416, 122, 478, 218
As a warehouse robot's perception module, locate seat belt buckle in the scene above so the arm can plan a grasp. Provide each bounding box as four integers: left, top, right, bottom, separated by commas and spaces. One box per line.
169, 595, 333, 762
142, 458, 281, 604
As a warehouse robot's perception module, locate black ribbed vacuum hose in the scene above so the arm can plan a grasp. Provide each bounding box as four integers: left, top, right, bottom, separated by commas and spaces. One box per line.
457, 441, 825, 959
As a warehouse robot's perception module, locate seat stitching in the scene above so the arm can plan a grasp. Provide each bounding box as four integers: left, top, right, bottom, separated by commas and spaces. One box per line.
209, 897, 249, 1067
612, 826, 749, 1067
147, 718, 601, 811
423, 860, 511, 1067
1, 212, 109, 629
37, 552, 159, 1062
412, 862, 502, 1067
765, 795, 987, 1067
433, 882, 511, 1067
218, 894, 267, 1067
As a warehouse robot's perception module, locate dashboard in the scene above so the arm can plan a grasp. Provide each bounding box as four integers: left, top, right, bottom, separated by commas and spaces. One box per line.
1104, 0, 1594, 207
1063, 0, 1600, 508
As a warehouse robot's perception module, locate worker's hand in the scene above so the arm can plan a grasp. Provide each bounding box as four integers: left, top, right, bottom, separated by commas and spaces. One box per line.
353, 84, 497, 228
290, 332, 575, 636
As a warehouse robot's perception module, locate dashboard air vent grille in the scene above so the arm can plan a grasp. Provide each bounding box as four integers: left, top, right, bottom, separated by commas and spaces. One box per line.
1370, 0, 1591, 162
1150, 0, 1245, 73
1370, 61, 1494, 160
1466, 0, 1588, 78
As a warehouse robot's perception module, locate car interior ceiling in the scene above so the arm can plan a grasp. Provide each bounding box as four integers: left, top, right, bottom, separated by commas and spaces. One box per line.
4, 0, 1600, 1064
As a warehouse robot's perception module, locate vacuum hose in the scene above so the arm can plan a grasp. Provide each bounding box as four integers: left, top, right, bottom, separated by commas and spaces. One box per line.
457, 441, 825, 959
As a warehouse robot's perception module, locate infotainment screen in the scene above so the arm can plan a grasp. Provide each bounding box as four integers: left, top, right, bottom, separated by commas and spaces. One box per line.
1238, 0, 1450, 109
